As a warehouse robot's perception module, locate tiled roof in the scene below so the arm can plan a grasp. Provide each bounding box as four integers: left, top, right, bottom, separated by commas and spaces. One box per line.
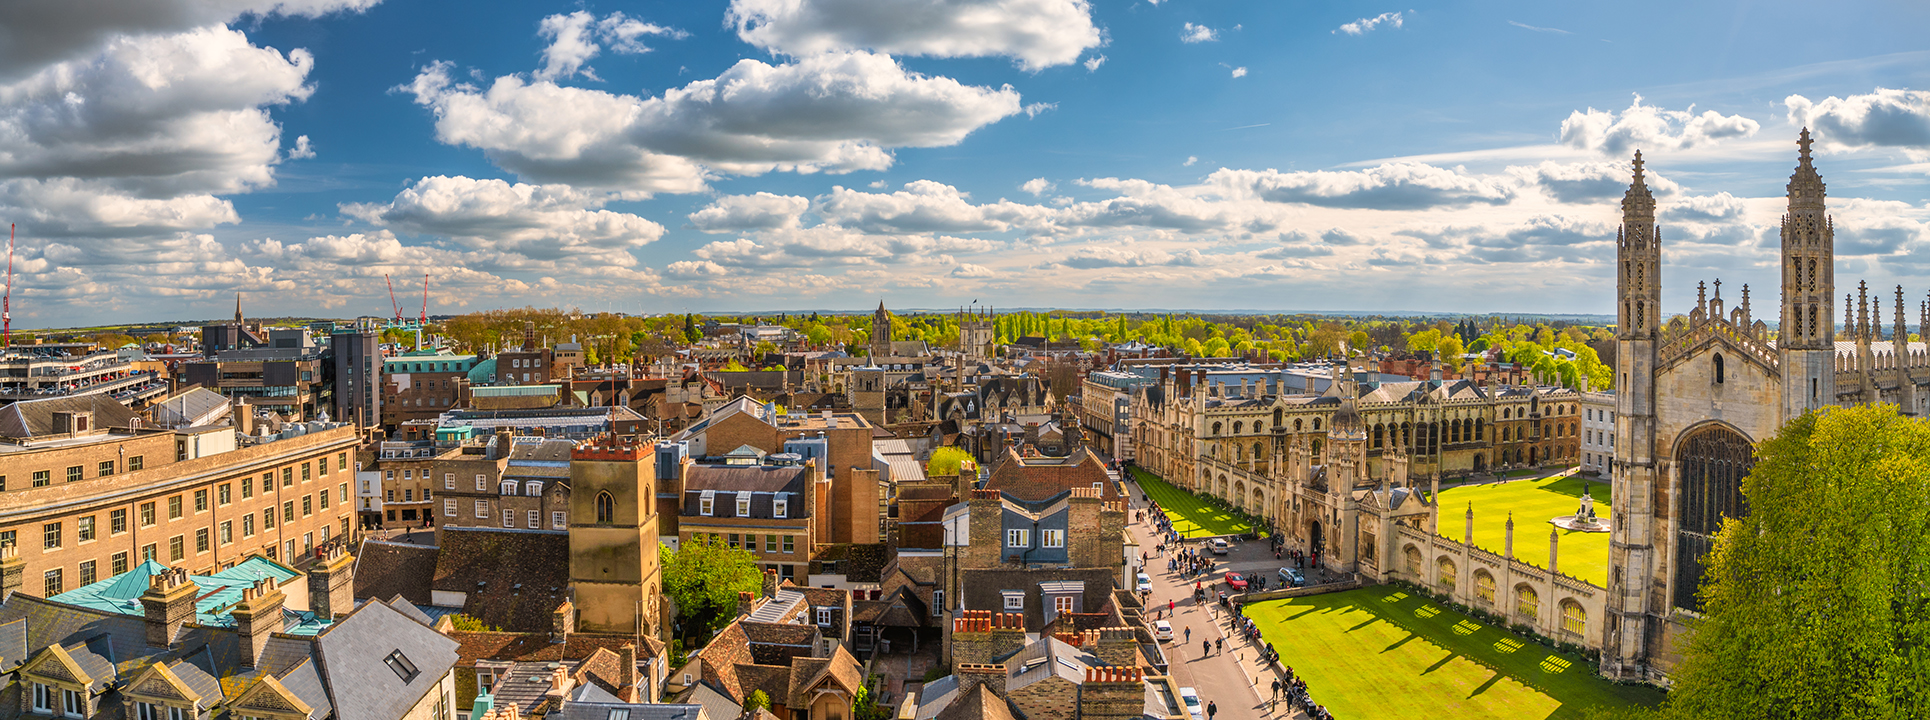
352, 538, 440, 605
933, 684, 1018, 720
431, 527, 571, 632
448, 631, 664, 668
0, 394, 143, 438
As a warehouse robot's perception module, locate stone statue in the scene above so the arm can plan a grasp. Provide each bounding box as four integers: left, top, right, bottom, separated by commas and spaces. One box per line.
1577, 481, 1596, 522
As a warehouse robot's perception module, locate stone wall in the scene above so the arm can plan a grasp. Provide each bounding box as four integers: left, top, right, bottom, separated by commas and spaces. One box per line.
1372, 521, 1606, 651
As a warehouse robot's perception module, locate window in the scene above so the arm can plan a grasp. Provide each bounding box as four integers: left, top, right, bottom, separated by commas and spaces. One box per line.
78, 560, 96, 586
177, 441, 188, 462
263, 508, 275, 530
1041, 529, 1065, 548
129, 456, 144, 471
75, 515, 95, 543
476, 474, 488, 491
525, 481, 542, 497
610, 710, 630, 720
166, 496, 181, 519
1054, 596, 1075, 614
242, 477, 254, 499
66, 465, 82, 483
31, 470, 49, 487
444, 473, 455, 490
219, 483, 231, 505
1006, 529, 1029, 548
64, 688, 84, 717
111, 552, 127, 575
142, 543, 157, 562
243, 514, 255, 537
194, 489, 208, 513
320, 489, 330, 508
195, 528, 209, 554
528, 510, 540, 529
320, 456, 331, 476
262, 474, 272, 495
728, 534, 740, 549
98, 460, 114, 477
736, 495, 751, 516
303, 532, 313, 554
339, 482, 347, 505
283, 501, 295, 523
282, 468, 293, 487
303, 495, 314, 516
765, 534, 778, 552
32, 682, 53, 712
303, 463, 312, 483
403, 469, 412, 481
475, 501, 489, 518
43, 568, 61, 595
169, 535, 184, 561
220, 521, 233, 545
42, 522, 60, 549
1003, 593, 1023, 610
773, 497, 788, 518
384, 650, 420, 682
499, 481, 517, 496
552, 511, 567, 529
816, 607, 832, 626
445, 499, 457, 517
783, 535, 795, 552
339, 453, 349, 471
932, 590, 944, 616
699, 494, 714, 516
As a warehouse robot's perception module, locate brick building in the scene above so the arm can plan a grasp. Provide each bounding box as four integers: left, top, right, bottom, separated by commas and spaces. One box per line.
670, 399, 880, 545
983, 447, 1121, 503
382, 349, 480, 432
0, 396, 359, 594
675, 459, 822, 582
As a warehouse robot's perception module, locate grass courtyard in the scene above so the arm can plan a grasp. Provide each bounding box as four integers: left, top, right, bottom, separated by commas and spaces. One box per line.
1435, 474, 1613, 587
1128, 468, 1260, 538
1248, 586, 1664, 719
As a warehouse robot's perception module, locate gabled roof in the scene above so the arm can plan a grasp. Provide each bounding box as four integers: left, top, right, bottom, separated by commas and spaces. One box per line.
431, 528, 570, 632
0, 394, 143, 438
314, 597, 461, 720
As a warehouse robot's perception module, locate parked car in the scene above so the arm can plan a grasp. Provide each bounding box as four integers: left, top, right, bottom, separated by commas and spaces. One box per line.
1210, 538, 1229, 555
1137, 573, 1153, 593
1179, 687, 1204, 720
1224, 572, 1248, 591
1154, 619, 1173, 641
1278, 567, 1306, 587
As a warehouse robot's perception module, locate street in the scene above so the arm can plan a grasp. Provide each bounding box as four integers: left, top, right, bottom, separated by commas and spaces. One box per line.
1124, 480, 1304, 720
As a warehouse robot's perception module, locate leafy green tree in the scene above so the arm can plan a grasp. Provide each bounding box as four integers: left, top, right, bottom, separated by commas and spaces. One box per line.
1348, 330, 1372, 354
1436, 336, 1466, 370
1664, 405, 1930, 719
661, 536, 763, 640
746, 690, 772, 713
927, 446, 974, 479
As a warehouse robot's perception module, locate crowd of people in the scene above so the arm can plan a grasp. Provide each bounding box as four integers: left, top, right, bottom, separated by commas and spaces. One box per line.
1270, 668, 1332, 720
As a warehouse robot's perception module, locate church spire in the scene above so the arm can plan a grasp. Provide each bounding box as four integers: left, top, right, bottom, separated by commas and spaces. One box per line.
234, 292, 243, 325
1617, 151, 1660, 341
1779, 128, 1835, 354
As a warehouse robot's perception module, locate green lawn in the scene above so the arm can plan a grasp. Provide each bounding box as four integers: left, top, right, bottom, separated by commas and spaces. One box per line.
1248, 587, 1664, 719
1129, 468, 1258, 538
1435, 474, 1612, 587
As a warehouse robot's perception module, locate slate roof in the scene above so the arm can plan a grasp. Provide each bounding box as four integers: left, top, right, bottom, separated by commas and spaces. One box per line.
431, 527, 571, 632
352, 538, 440, 605
0, 394, 144, 438
959, 567, 1117, 632
678, 681, 742, 720
681, 464, 812, 519
933, 683, 1019, 720
315, 598, 461, 720
555, 701, 707, 720
449, 631, 664, 667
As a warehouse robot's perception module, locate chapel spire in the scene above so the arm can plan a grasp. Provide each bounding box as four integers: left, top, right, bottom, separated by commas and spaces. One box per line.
1616, 151, 1660, 341
1779, 128, 1836, 360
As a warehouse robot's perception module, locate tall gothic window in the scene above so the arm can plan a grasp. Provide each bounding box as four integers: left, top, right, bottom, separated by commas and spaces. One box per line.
595, 492, 615, 524
1674, 426, 1755, 611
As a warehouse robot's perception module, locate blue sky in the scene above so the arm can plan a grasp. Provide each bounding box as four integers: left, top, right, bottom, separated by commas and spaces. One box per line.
3, 0, 1929, 326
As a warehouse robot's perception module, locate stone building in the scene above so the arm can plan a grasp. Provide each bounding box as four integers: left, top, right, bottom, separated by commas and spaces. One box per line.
1601, 132, 1930, 680
567, 436, 665, 637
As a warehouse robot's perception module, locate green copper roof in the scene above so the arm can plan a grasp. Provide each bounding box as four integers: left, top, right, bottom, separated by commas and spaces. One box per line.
50, 557, 333, 636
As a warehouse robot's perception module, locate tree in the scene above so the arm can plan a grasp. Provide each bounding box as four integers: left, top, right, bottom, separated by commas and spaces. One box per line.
1348, 330, 1372, 354
1436, 336, 1466, 371
661, 536, 763, 640
746, 691, 772, 713
927, 446, 974, 479
1663, 405, 1930, 719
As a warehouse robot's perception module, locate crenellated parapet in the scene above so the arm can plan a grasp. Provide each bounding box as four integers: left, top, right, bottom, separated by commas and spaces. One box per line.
1659, 279, 1777, 373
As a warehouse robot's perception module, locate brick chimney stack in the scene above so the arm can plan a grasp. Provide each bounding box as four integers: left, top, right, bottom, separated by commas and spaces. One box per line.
618, 643, 640, 702
140, 567, 199, 647
307, 544, 355, 621
231, 578, 286, 668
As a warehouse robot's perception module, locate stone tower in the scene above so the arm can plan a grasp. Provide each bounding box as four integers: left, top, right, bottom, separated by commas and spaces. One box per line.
870, 301, 892, 359
1778, 128, 1837, 420
958, 307, 996, 360
1604, 151, 1661, 680
568, 436, 664, 637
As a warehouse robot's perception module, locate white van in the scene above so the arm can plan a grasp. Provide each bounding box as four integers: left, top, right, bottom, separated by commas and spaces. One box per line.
1210, 538, 1229, 555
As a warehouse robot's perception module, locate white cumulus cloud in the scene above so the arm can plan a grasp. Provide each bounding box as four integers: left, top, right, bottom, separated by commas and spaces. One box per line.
727, 0, 1102, 71
688, 192, 811, 232
1785, 88, 1930, 158
1181, 23, 1218, 43
1559, 94, 1760, 156
340, 175, 665, 267
0, 0, 378, 81
1212, 164, 1516, 209
1335, 12, 1403, 36
535, 10, 687, 81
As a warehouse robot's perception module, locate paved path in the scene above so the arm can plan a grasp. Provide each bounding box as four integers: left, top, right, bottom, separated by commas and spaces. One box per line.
1125, 479, 1303, 720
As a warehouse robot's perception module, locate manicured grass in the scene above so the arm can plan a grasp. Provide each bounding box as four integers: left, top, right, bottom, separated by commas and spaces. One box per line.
1128, 468, 1258, 538
1435, 475, 1612, 587
1249, 586, 1664, 719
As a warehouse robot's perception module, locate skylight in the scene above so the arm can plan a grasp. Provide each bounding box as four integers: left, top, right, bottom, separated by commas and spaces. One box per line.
385, 650, 420, 682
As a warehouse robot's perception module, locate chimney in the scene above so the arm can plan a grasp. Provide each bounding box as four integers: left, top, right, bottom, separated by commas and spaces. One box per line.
618, 643, 640, 702
237, 396, 255, 436
543, 667, 576, 705
231, 579, 286, 668
1091, 626, 1138, 666
737, 591, 755, 620
762, 568, 779, 599
552, 600, 576, 642
0, 543, 22, 601
141, 567, 199, 647
955, 663, 1008, 697
493, 428, 513, 460
307, 544, 355, 621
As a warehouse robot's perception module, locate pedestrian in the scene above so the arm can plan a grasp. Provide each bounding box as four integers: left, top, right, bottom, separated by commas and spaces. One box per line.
1216, 637, 1223, 654
1203, 639, 1211, 657
1206, 701, 1217, 720
1184, 626, 1191, 643
1168, 599, 1175, 614
1272, 679, 1281, 698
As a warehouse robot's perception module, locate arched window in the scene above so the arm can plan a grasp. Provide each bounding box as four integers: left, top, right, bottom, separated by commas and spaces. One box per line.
1212, 422, 1222, 436
1561, 601, 1586, 639
1675, 425, 1754, 611
1294, 419, 1303, 432
595, 491, 615, 524
1436, 557, 1456, 591
1313, 418, 1322, 431
1474, 571, 1495, 605
1516, 586, 1539, 621
1404, 546, 1423, 577
1714, 353, 1725, 384
1233, 421, 1244, 434
1252, 442, 1264, 459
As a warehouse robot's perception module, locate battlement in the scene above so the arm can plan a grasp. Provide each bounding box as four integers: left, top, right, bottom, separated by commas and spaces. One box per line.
573, 434, 645, 461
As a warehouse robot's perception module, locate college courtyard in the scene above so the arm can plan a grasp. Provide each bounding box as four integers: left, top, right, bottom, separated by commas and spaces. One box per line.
1435, 472, 1615, 587
1247, 587, 1664, 719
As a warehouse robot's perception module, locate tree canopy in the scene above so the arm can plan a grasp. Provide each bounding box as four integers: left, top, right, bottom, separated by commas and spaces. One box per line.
1664, 404, 1930, 719
927, 446, 974, 479
660, 535, 763, 640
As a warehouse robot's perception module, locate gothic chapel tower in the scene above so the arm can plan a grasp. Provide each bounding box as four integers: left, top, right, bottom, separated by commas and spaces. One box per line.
1604, 151, 1661, 679
1779, 129, 1836, 418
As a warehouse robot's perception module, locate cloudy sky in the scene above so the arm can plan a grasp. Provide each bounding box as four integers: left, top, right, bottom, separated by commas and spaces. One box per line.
3, 0, 1929, 326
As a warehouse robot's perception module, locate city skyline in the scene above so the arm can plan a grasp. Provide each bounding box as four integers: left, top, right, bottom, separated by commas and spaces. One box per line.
2, 0, 1929, 326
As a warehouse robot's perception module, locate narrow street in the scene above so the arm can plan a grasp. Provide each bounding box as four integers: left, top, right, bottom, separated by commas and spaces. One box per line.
1124, 479, 1302, 720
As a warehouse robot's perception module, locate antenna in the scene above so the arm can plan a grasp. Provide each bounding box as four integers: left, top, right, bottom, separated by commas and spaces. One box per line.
3, 224, 12, 351
420, 273, 429, 325
385, 274, 403, 324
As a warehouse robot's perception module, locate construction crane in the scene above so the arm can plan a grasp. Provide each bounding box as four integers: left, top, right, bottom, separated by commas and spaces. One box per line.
384, 274, 403, 324
419, 273, 429, 324
3, 224, 13, 350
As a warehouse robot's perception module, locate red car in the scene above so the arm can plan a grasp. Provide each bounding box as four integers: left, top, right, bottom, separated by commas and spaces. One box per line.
1224, 572, 1248, 591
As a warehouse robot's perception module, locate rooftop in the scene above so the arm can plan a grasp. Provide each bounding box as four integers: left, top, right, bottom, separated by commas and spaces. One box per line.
49, 557, 332, 635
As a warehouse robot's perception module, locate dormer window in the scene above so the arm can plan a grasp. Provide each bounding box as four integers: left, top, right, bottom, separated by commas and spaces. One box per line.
500, 481, 517, 496
525, 481, 542, 496
774, 497, 788, 518
700, 492, 714, 516
736, 496, 751, 516
816, 607, 832, 626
